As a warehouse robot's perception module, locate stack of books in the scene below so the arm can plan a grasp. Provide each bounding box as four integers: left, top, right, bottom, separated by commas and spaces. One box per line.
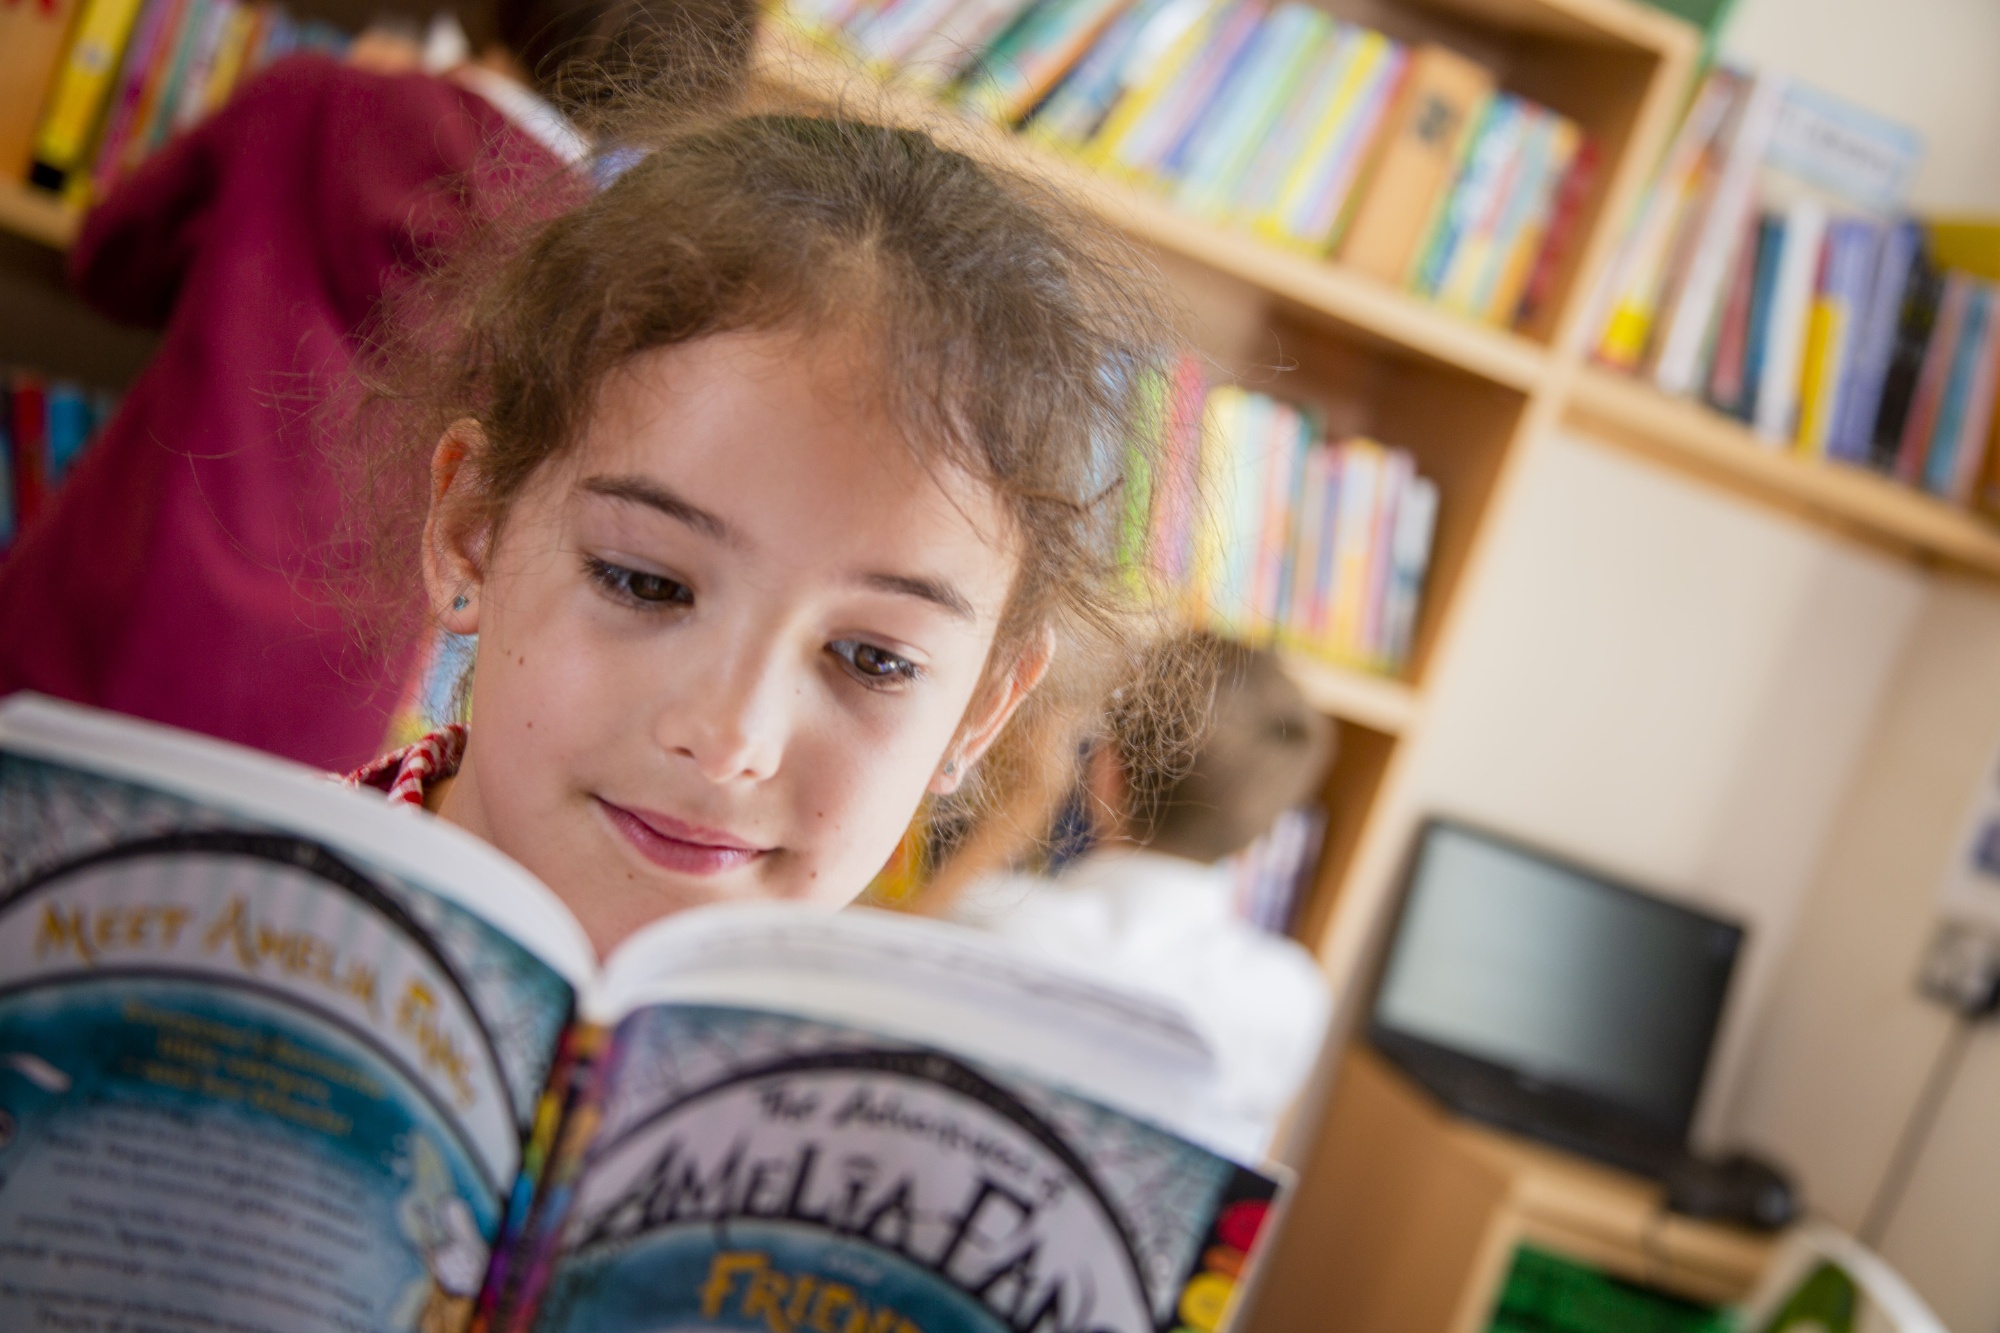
1589, 67, 2000, 510
1133, 361, 1440, 676
784, 0, 1595, 330
2, 370, 118, 554
1225, 805, 1326, 935
24, 0, 349, 203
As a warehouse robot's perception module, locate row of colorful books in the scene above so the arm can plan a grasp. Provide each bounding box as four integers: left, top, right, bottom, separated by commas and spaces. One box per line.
1225, 804, 1326, 935
24, 0, 348, 202
1587, 67, 2000, 508
1, 371, 118, 554
782, 0, 1595, 330
1136, 365, 1440, 676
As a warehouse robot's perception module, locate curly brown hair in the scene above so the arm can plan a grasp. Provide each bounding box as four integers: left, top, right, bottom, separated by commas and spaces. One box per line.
343, 105, 1205, 873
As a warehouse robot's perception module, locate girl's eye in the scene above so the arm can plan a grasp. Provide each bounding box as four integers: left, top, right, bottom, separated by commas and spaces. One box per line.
830, 640, 921, 688
585, 557, 692, 608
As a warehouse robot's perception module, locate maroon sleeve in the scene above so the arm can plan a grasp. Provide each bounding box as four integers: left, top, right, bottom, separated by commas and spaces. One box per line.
66, 105, 223, 327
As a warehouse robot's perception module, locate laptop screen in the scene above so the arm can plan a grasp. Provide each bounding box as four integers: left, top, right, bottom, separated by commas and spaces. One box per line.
1373, 822, 1743, 1134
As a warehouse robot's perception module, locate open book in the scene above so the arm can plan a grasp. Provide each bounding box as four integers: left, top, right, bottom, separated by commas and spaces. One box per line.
0, 695, 1283, 1333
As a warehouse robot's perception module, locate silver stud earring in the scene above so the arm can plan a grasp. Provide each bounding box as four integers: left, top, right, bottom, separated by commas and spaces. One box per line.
451, 594, 469, 611
942, 759, 958, 778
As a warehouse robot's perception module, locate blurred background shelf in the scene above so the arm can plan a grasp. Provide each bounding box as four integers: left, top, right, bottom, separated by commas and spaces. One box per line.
756, 34, 1554, 391
1566, 367, 2000, 580
0, 180, 78, 250
1279, 652, 1421, 735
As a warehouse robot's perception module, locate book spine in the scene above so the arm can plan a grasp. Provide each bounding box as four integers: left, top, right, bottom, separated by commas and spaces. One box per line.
1703, 210, 1764, 417
1141, 0, 1269, 183
1947, 285, 2000, 504
1286, 443, 1328, 641
133, 0, 210, 163
1359, 447, 1413, 663
1257, 28, 1385, 246
1895, 272, 1970, 483
1752, 199, 1827, 444
89, 0, 179, 194
29, 0, 149, 189
1483, 116, 1578, 325
44, 383, 91, 486
1653, 72, 1786, 398
1327, 439, 1383, 661
899, 0, 1037, 90
1921, 282, 1991, 495
1403, 91, 1505, 293
1021, 0, 1173, 147
1172, 4, 1308, 215
1587, 70, 1739, 372
962, 0, 1124, 124
1334, 43, 1494, 283
1514, 135, 1597, 330
1437, 101, 1543, 315
1383, 473, 1438, 671
1829, 219, 1919, 462
1230, 18, 1344, 231
1082, 0, 1229, 170
1870, 255, 1944, 470
1796, 220, 1874, 457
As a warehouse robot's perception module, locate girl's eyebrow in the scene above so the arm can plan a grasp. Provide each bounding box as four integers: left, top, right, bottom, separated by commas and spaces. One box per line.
860, 573, 976, 623
582, 475, 737, 545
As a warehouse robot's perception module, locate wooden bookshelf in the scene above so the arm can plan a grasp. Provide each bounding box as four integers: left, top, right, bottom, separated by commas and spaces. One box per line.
0, 3, 1772, 1328
756, 34, 1553, 391
0, 180, 79, 250
1566, 367, 2000, 577
1279, 653, 1422, 736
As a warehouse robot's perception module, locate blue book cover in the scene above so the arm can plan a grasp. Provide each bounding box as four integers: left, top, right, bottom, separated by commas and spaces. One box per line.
1922, 282, 1992, 495
1829, 219, 1921, 462
44, 383, 91, 486
0, 699, 1281, 1333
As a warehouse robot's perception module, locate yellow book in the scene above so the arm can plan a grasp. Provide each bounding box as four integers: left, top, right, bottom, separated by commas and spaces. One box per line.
1484, 118, 1580, 324
31, 0, 147, 179
1081, 0, 1222, 175
1793, 298, 1844, 457
1255, 30, 1390, 247
1326, 437, 1386, 662
1928, 218, 2000, 283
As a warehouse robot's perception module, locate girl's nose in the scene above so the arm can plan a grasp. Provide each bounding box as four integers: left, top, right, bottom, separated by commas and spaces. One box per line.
662, 638, 791, 785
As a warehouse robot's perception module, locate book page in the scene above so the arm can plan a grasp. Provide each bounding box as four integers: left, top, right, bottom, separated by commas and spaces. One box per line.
0, 700, 591, 1333
517, 907, 1282, 1333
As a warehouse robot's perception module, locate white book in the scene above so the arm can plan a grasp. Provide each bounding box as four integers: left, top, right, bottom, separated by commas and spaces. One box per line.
1653, 71, 1787, 398
1753, 200, 1828, 444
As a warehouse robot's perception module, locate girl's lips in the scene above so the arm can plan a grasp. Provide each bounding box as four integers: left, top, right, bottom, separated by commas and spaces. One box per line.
597, 799, 768, 875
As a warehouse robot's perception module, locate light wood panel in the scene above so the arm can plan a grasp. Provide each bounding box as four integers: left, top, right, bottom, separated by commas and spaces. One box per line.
1567, 366, 2000, 577
0, 180, 77, 250
1249, 1050, 1776, 1333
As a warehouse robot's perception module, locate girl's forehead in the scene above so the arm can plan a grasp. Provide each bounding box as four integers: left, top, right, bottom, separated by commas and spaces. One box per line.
563, 332, 1021, 583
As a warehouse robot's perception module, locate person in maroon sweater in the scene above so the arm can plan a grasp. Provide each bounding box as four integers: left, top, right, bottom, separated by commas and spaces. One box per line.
0, 0, 755, 772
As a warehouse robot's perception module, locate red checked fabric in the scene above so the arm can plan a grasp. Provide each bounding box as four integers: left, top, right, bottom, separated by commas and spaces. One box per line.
344, 725, 466, 808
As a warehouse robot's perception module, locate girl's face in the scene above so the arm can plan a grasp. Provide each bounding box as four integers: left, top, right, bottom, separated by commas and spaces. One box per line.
424, 330, 1044, 955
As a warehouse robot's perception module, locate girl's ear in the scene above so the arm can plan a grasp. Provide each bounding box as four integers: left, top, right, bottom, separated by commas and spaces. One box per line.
931, 626, 1056, 796
421, 420, 491, 636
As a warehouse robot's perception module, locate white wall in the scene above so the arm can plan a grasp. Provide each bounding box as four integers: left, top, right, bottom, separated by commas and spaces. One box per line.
1721, 0, 2000, 215
1396, 429, 1924, 1145
1726, 579, 2000, 1332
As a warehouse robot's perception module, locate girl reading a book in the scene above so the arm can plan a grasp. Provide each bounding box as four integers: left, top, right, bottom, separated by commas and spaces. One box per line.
344, 112, 1189, 954
0, 0, 756, 775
